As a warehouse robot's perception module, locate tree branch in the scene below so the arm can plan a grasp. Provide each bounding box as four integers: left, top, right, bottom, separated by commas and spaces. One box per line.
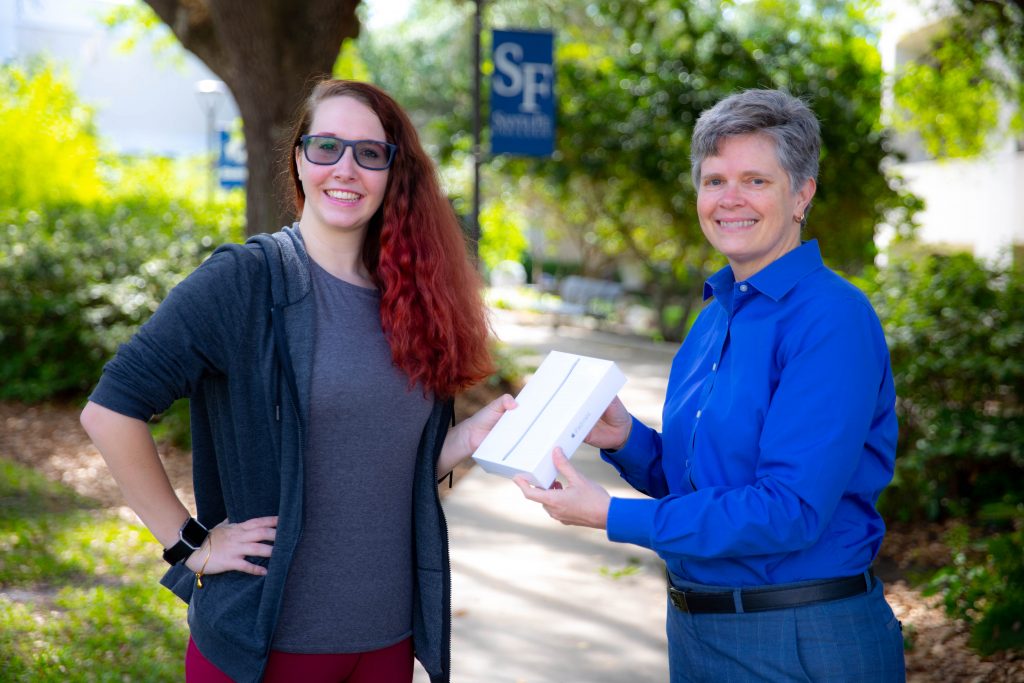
142, 0, 226, 80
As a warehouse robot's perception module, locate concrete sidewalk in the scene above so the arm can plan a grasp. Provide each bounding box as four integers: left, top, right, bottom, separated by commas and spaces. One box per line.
420, 310, 679, 683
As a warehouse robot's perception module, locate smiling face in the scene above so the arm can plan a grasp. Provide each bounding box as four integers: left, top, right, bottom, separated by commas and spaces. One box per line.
696, 133, 816, 281
295, 95, 390, 241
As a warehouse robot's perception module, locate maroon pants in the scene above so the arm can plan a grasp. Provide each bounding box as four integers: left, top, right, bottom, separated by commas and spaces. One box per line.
185, 636, 413, 683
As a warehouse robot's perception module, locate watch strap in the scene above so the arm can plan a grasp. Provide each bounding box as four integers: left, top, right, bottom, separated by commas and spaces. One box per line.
162, 517, 208, 566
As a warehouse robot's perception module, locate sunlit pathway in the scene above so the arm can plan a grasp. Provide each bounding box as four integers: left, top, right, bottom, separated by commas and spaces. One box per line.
418, 309, 677, 683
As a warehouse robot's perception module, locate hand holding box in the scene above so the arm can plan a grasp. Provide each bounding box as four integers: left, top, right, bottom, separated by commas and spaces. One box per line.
472, 351, 627, 488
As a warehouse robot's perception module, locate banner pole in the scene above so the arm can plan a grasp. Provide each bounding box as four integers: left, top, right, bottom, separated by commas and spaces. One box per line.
470, 0, 483, 264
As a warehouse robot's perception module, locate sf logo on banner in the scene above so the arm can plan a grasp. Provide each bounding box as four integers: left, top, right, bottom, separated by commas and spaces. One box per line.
490, 29, 555, 157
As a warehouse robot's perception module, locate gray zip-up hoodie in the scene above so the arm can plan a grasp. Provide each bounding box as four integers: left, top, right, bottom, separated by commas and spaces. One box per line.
90, 226, 452, 682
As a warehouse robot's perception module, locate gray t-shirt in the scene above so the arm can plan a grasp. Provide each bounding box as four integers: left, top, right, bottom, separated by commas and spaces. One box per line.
272, 260, 434, 653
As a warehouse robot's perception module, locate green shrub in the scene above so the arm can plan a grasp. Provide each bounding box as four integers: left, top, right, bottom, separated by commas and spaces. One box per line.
148, 398, 193, 450
0, 60, 104, 210
0, 59, 246, 403
479, 198, 529, 273
924, 505, 1024, 655
859, 251, 1023, 656
0, 196, 243, 402
862, 252, 1024, 522
486, 341, 529, 391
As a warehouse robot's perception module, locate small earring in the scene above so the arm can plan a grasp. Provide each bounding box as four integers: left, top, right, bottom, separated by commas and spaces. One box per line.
794, 214, 805, 223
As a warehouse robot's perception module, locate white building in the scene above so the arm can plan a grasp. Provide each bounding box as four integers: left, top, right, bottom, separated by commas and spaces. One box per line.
880, 0, 1024, 266
0, 0, 238, 157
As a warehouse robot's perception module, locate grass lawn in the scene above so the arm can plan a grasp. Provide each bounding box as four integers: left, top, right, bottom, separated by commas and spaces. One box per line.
0, 458, 188, 681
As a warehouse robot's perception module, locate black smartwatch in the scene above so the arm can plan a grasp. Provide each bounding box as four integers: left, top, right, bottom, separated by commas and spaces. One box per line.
162, 517, 209, 566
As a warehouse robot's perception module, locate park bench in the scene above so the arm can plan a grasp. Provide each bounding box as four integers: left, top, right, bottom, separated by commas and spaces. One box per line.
547, 275, 625, 328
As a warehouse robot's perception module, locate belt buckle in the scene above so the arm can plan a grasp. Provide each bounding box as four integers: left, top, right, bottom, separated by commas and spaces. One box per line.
669, 586, 690, 613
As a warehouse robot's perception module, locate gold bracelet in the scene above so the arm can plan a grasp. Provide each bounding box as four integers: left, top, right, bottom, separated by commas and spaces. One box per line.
195, 533, 213, 589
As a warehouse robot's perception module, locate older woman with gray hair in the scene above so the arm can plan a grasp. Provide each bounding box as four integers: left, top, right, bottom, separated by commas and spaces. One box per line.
516, 89, 905, 681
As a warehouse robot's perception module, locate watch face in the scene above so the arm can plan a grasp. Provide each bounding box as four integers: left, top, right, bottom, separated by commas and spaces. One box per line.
180, 518, 207, 549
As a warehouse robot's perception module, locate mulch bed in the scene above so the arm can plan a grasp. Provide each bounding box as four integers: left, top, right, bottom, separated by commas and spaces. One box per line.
1, 398, 1021, 681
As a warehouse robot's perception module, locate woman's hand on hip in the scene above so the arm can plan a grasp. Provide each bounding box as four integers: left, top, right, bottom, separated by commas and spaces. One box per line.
184, 516, 278, 577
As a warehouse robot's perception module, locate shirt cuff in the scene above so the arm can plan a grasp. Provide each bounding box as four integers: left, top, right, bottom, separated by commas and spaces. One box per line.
606, 496, 659, 549
89, 376, 157, 422
598, 413, 655, 466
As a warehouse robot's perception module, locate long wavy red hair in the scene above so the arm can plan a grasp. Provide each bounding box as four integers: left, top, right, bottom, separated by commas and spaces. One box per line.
285, 79, 493, 398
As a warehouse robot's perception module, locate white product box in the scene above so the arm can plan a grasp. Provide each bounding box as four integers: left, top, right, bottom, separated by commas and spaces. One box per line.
472, 350, 627, 488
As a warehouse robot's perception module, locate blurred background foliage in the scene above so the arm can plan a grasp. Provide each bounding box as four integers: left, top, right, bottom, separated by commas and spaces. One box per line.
0, 60, 104, 209
864, 252, 1023, 523
0, 0, 1020, 664
0, 60, 244, 402
361, 0, 924, 340
890, 0, 1024, 158
858, 249, 1023, 653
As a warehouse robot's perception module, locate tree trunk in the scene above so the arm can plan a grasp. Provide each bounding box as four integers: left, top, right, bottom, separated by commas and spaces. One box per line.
142, 0, 361, 235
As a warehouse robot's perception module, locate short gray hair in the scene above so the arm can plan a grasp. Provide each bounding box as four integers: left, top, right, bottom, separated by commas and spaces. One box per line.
690, 89, 821, 196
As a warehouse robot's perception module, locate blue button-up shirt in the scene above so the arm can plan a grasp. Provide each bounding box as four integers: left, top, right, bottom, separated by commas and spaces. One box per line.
604, 240, 897, 587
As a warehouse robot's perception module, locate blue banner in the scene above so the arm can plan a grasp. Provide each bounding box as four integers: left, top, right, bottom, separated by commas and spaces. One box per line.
218, 129, 247, 189
490, 29, 555, 157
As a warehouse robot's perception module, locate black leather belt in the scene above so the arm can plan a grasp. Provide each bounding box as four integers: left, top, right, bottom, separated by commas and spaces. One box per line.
668, 570, 873, 614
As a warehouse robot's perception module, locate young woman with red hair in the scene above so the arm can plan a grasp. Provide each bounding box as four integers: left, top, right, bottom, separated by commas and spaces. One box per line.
81, 79, 513, 683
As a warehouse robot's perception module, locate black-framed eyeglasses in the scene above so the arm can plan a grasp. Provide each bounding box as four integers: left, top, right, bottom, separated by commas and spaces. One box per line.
299, 134, 397, 170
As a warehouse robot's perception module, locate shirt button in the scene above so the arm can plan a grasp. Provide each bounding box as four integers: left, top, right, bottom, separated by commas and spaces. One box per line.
712, 362, 717, 371
696, 410, 702, 418
739, 283, 749, 292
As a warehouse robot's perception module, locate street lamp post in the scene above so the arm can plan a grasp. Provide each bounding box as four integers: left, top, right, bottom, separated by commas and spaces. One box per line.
195, 79, 224, 205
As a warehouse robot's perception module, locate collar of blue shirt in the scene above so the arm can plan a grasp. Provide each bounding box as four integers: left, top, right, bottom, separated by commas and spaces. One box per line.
703, 239, 825, 303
